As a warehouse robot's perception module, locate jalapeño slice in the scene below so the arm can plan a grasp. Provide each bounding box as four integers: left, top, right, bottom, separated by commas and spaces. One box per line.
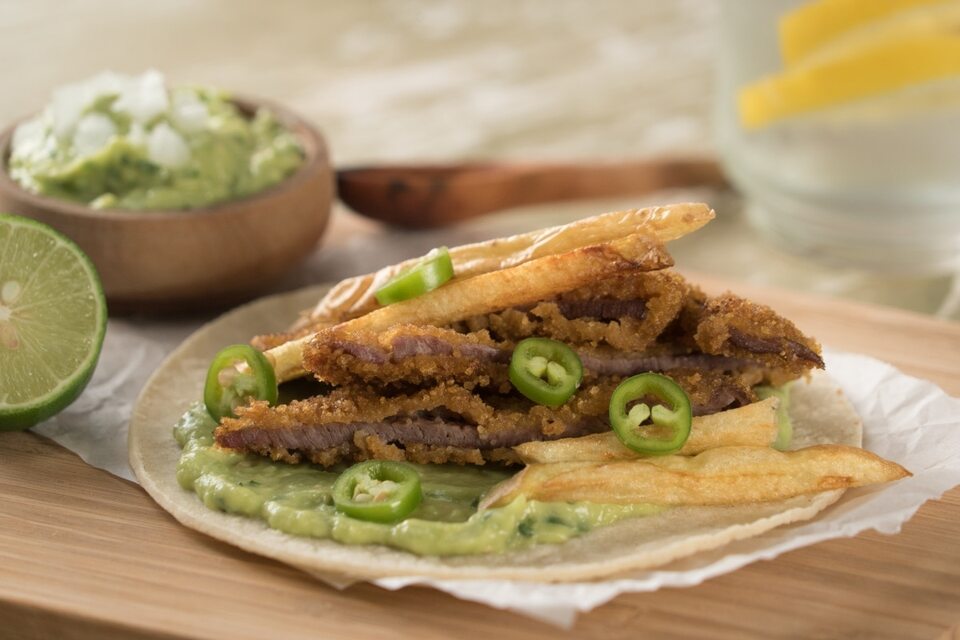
509, 338, 583, 408
374, 247, 454, 305
332, 460, 422, 523
608, 373, 692, 455
203, 344, 278, 421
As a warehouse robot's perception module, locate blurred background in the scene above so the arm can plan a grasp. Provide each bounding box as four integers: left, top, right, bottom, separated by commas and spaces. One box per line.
4, 0, 959, 319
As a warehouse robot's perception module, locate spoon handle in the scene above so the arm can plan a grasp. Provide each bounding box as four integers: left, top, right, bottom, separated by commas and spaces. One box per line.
337, 157, 726, 228
496, 157, 726, 202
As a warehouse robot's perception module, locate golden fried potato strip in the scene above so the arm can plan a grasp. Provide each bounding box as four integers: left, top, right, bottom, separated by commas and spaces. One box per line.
291, 203, 714, 331
268, 232, 673, 381
481, 445, 910, 509
337, 233, 671, 332
514, 397, 780, 464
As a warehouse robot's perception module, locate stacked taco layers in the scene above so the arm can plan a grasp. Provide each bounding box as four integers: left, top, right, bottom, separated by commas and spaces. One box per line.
215, 203, 822, 466
129, 202, 911, 581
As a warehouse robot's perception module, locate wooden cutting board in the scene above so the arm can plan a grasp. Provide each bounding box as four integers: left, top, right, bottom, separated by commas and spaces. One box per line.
1, 276, 958, 640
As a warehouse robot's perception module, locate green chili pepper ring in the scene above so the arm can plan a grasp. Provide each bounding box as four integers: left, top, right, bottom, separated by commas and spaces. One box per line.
375, 247, 454, 306
608, 373, 693, 455
203, 344, 278, 421
509, 337, 583, 407
332, 461, 423, 523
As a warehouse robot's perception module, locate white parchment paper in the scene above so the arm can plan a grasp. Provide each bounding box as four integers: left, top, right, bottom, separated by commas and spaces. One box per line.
364, 350, 960, 626
33, 340, 960, 627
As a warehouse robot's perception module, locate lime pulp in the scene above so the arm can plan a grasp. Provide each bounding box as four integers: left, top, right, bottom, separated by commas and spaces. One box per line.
0, 214, 107, 430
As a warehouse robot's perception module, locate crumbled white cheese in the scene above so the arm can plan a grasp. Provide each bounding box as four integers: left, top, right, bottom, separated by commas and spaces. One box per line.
48, 70, 126, 140
72, 113, 117, 157
171, 90, 210, 133
113, 69, 169, 124
147, 122, 190, 168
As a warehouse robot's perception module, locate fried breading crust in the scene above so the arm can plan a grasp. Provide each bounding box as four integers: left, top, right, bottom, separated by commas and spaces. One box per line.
236, 261, 823, 467
216, 369, 758, 467
252, 229, 677, 351
454, 270, 689, 352
257, 204, 714, 347
301, 270, 809, 393
695, 294, 823, 381
303, 270, 694, 389
304, 324, 511, 391
221, 382, 610, 444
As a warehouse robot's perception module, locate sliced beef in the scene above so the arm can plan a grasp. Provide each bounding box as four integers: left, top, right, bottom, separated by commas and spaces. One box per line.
695, 293, 824, 376
306, 322, 759, 390
727, 328, 824, 367
216, 370, 755, 467
237, 270, 823, 468
577, 351, 752, 378
457, 270, 689, 352
217, 415, 604, 461
556, 297, 647, 321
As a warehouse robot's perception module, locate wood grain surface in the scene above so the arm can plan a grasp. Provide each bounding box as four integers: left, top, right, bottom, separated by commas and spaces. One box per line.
1, 277, 959, 640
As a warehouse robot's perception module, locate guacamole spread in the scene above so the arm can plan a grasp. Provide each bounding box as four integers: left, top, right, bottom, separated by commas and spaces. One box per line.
175, 403, 659, 556
8, 70, 304, 210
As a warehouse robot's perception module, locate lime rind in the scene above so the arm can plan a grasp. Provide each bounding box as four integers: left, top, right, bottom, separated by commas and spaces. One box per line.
0, 214, 107, 430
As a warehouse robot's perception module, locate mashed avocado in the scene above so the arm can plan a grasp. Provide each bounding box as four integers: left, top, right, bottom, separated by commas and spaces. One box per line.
756, 382, 794, 450
174, 403, 659, 556
8, 70, 304, 210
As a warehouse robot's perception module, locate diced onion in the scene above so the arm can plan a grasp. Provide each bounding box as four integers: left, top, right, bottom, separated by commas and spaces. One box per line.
72, 114, 117, 157
147, 123, 191, 168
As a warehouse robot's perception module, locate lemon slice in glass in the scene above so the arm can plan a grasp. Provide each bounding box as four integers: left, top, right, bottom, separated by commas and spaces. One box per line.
0, 214, 107, 430
740, 1, 960, 128
779, 0, 943, 66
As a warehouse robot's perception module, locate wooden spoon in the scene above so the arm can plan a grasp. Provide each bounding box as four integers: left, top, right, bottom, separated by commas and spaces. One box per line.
336, 157, 725, 228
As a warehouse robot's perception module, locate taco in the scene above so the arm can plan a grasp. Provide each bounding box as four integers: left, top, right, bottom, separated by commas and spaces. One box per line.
128, 203, 908, 582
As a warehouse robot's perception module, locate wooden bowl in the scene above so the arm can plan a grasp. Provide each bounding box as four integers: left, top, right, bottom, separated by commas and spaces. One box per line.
0, 97, 333, 314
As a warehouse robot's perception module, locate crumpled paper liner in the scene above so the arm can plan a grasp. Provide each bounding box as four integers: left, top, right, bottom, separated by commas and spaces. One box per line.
318, 351, 960, 626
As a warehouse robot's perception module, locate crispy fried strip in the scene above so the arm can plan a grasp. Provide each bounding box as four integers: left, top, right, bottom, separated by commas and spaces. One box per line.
514, 397, 780, 463
267, 233, 673, 382
215, 382, 616, 466
216, 372, 755, 464
291, 203, 714, 332
458, 270, 690, 353
695, 293, 823, 378
480, 445, 910, 509
303, 324, 510, 391
219, 382, 614, 447
327, 233, 672, 334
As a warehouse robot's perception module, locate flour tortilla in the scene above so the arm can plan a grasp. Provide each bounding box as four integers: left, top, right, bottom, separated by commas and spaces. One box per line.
128, 285, 862, 583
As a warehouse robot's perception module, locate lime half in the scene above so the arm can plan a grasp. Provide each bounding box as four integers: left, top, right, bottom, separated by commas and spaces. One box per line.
0, 214, 107, 430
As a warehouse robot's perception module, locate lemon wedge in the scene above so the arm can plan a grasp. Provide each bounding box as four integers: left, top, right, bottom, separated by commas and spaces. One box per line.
779, 0, 944, 66
740, 1, 960, 129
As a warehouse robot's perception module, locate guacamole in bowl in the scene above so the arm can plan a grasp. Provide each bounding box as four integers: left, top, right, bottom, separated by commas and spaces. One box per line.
8, 70, 304, 210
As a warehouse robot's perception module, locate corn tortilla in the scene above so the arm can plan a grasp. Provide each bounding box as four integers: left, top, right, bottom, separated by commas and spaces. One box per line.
129, 285, 862, 583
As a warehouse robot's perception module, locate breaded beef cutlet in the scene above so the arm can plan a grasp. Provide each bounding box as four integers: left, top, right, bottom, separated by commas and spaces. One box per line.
216, 267, 821, 467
